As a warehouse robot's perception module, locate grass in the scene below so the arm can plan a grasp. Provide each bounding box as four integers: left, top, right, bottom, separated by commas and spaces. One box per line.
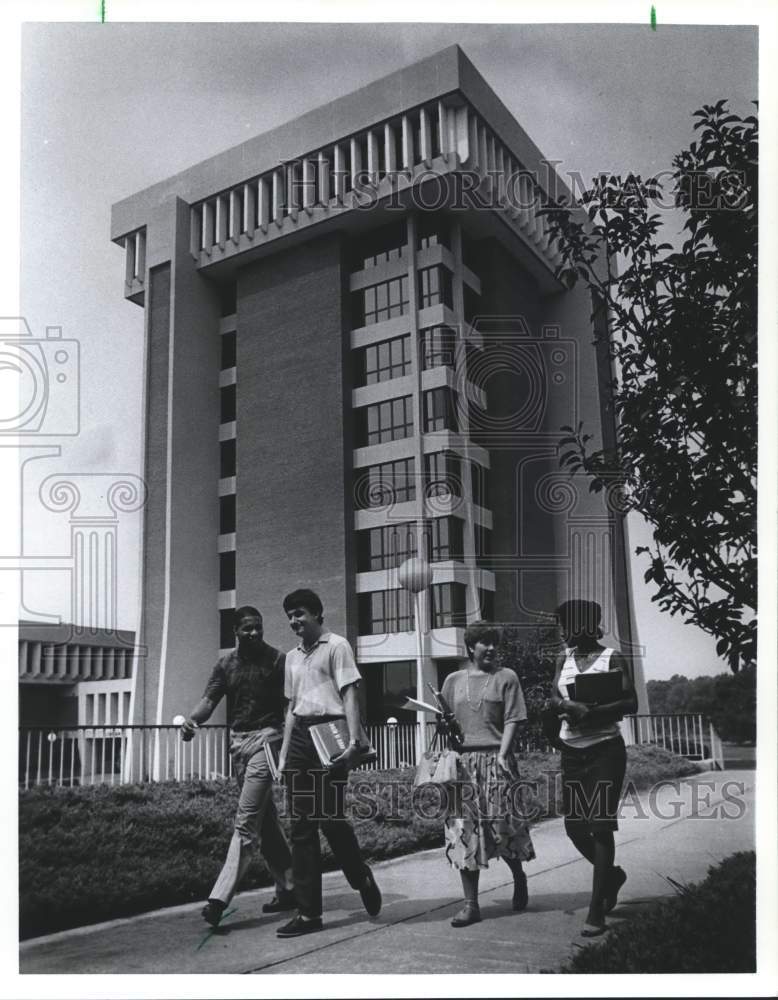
19, 744, 701, 939
563, 851, 756, 973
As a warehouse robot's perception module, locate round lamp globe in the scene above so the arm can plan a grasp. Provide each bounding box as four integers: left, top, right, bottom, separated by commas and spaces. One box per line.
397, 557, 433, 594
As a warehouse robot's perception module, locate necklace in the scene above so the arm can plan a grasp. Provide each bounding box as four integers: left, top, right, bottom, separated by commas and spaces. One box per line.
466, 670, 492, 711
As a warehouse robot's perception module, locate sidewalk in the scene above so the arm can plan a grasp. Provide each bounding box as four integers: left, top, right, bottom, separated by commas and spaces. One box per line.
20, 770, 754, 975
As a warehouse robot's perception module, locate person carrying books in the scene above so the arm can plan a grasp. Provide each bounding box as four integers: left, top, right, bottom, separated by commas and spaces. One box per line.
439, 621, 536, 928
179, 605, 295, 928
276, 588, 381, 938
547, 599, 638, 937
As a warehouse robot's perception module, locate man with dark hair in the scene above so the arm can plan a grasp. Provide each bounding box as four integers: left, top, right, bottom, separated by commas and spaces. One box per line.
276, 588, 381, 938
180, 605, 294, 927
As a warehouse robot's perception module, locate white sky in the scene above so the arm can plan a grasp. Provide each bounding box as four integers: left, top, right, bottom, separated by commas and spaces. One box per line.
15, 20, 759, 682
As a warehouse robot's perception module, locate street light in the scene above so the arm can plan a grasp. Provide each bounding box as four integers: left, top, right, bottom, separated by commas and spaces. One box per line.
398, 556, 433, 763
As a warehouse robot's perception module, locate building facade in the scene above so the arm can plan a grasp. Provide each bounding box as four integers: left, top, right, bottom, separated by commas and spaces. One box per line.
111, 46, 645, 732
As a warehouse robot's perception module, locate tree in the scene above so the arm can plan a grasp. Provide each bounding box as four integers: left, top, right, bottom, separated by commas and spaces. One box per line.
542, 101, 757, 671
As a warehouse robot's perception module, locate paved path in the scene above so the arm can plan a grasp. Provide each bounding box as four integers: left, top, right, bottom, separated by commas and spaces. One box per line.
20, 770, 754, 975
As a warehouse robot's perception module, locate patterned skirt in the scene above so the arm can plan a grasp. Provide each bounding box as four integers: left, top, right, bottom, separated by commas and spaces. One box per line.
444, 749, 536, 871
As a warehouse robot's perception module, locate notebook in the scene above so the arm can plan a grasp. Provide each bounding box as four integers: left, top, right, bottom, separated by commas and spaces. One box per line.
309, 718, 378, 768
573, 669, 624, 705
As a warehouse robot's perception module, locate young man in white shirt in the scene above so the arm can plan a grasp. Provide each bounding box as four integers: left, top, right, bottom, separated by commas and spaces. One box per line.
276, 588, 381, 937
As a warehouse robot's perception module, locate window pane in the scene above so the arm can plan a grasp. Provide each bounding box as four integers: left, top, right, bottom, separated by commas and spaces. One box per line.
219, 494, 236, 534
220, 331, 236, 370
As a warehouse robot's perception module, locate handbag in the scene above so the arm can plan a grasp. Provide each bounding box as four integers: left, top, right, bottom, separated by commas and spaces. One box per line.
413, 729, 460, 788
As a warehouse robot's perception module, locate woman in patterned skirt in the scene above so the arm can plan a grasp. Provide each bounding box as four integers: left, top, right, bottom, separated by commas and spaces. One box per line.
440, 621, 536, 927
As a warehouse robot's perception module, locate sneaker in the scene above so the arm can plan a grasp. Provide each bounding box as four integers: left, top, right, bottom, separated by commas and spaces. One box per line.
276, 913, 323, 938
512, 871, 529, 912
262, 889, 297, 914
603, 866, 627, 914
359, 867, 382, 917
451, 902, 481, 927
201, 898, 226, 928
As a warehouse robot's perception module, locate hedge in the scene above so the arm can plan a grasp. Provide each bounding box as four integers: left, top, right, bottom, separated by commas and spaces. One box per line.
563, 851, 756, 973
20, 745, 700, 939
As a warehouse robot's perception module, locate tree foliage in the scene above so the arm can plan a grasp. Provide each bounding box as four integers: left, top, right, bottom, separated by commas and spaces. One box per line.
542, 101, 757, 671
647, 667, 756, 743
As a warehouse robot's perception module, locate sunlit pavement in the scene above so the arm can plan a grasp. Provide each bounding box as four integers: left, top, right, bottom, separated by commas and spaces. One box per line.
20, 770, 754, 975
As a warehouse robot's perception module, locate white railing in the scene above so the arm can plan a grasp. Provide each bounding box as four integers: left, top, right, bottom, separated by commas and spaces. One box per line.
626, 713, 725, 770
19, 714, 725, 789
18, 725, 232, 790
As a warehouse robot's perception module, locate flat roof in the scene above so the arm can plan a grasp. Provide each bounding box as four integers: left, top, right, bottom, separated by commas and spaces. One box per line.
111, 45, 561, 241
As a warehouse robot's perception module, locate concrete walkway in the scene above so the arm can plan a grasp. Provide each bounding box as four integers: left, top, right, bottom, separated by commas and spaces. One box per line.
20, 770, 754, 975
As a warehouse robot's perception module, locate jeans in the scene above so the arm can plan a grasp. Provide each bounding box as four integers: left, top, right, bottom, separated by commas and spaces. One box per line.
209, 731, 293, 906
285, 717, 369, 918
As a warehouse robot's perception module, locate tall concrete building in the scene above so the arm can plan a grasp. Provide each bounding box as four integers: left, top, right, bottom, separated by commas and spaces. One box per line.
111, 46, 644, 732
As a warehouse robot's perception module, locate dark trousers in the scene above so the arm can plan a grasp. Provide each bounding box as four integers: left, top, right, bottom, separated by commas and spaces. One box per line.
285, 716, 369, 918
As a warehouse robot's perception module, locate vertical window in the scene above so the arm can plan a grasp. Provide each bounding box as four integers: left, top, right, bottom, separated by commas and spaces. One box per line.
418, 266, 452, 309
220, 439, 236, 479
220, 384, 236, 424
358, 395, 413, 446
424, 387, 458, 432
219, 494, 236, 534
356, 335, 412, 386
357, 523, 417, 571
219, 551, 236, 591
428, 517, 464, 561
355, 458, 416, 509
353, 275, 410, 326
431, 583, 467, 628
420, 326, 457, 370
219, 282, 237, 317
221, 331, 236, 370
358, 590, 415, 634
424, 451, 462, 497
219, 609, 236, 649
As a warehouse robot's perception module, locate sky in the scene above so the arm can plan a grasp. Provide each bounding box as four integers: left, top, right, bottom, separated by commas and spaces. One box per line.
15, 20, 759, 682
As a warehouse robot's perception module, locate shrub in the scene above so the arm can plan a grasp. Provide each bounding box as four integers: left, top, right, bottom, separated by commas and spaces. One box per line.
563, 851, 756, 973
19, 746, 700, 939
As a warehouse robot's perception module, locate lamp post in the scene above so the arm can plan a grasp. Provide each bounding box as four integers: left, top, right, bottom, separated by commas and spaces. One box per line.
398, 556, 433, 764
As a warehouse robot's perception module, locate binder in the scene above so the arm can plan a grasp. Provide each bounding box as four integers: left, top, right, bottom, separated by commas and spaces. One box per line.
309, 718, 377, 768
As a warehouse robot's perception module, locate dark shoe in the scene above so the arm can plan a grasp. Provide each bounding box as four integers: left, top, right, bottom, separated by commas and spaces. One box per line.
603, 866, 627, 914
359, 867, 382, 917
512, 870, 529, 912
262, 889, 297, 913
276, 913, 323, 938
201, 898, 226, 928
451, 902, 481, 927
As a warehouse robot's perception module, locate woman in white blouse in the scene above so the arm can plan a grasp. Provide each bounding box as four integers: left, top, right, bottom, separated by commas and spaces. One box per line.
549, 599, 638, 937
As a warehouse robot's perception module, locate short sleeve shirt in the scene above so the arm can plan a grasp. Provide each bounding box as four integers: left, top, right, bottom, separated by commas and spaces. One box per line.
441, 667, 527, 748
201, 643, 286, 732
284, 631, 361, 717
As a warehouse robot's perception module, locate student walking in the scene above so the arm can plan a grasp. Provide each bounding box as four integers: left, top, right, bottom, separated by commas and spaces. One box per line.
439, 621, 536, 927
180, 606, 294, 927
548, 599, 637, 937
276, 588, 381, 938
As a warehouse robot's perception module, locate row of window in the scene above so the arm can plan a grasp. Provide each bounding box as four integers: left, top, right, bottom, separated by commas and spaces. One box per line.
357, 582, 468, 634
354, 387, 458, 446
351, 264, 455, 327
354, 453, 490, 510
355, 327, 462, 386
357, 517, 473, 570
